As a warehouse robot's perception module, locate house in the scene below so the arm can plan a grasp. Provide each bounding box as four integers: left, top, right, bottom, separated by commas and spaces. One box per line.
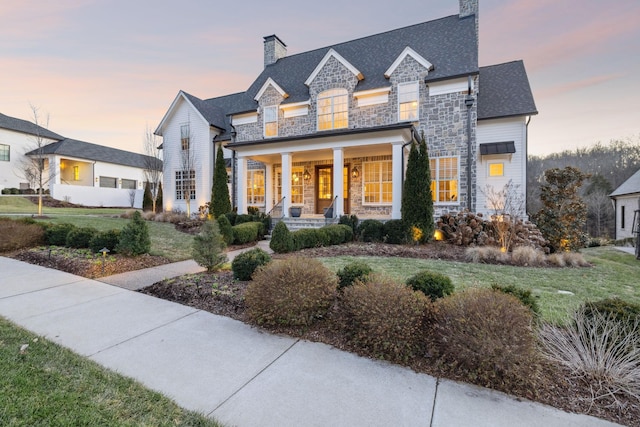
155, 0, 537, 220
0, 112, 161, 208
610, 168, 640, 240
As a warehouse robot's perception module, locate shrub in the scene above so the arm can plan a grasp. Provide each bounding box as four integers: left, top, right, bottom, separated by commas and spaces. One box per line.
216, 215, 234, 246
356, 219, 384, 242
338, 214, 359, 237
66, 227, 98, 248
562, 251, 589, 267
116, 211, 151, 256
89, 229, 121, 254
0, 218, 45, 252
193, 220, 227, 272
337, 224, 354, 243
224, 211, 238, 226
406, 270, 454, 301
270, 221, 294, 253
45, 223, 77, 246
234, 214, 254, 225
293, 228, 329, 250
321, 224, 347, 246
434, 288, 541, 392
491, 283, 540, 315
382, 219, 408, 244
246, 257, 337, 327
464, 246, 508, 263
547, 253, 566, 267
511, 246, 546, 267
232, 222, 262, 244
336, 260, 372, 290
142, 181, 153, 211
340, 274, 433, 362
582, 298, 640, 326
231, 248, 272, 281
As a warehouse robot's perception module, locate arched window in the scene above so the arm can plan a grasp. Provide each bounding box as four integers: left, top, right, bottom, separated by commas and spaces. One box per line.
317, 88, 348, 130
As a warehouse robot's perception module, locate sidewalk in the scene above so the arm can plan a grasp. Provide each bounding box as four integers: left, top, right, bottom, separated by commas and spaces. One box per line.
0, 255, 621, 427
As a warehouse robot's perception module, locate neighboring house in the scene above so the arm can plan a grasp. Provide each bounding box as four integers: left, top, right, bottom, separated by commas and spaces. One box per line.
0, 112, 161, 208
610, 169, 640, 240
156, 0, 537, 220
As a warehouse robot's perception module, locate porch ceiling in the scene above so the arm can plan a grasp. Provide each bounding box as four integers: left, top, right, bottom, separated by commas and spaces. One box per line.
250, 144, 393, 164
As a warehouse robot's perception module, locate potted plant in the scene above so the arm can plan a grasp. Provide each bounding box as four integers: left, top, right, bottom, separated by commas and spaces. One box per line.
289, 206, 302, 217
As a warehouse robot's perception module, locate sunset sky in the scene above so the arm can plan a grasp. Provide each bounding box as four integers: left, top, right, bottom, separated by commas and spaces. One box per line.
1, 0, 639, 156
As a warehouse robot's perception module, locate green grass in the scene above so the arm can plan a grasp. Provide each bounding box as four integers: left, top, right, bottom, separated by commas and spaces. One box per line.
0, 317, 224, 427
319, 246, 640, 323
0, 196, 127, 216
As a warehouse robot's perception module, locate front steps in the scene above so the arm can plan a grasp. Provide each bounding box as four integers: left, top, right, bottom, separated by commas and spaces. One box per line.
271, 216, 339, 232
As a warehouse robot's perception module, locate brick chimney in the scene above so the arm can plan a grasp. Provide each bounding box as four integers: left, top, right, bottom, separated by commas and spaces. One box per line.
263, 35, 287, 68
459, 0, 478, 48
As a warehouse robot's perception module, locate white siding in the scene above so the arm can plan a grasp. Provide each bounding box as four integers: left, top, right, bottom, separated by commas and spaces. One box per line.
615, 195, 640, 240
476, 117, 528, 217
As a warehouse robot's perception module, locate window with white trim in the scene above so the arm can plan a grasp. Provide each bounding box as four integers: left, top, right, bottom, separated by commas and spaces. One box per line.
180, 124, 190, 150
264, 106, 278, 137
398, 81, 419, 122
488, 162, 504, 177
175, 170, 195, 200
99, 176, 117, 188
317, 88, 348, 130
121, 179, 137, 189
0, 144, 9, 161
430, 157, 459, 203
275, 166, 304, 204
363, 160, 392, 205
247, 169, 265, 206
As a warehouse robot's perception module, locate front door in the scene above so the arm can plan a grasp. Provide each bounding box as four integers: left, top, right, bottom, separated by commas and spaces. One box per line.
315, 165, 350, 215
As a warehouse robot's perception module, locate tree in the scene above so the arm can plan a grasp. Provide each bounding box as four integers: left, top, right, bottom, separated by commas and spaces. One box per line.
192, 219, 227, 272
143, 181, 153, 211
210, 143, 231, 218
116, 211, 151, 256
178, 121, 196, 218
143, 125, 163, 214
401, 131, 434, 243
481, 180, 526, 251
584, 174, 614, 238
533, 166, 589, 252
18, 104, 57, 216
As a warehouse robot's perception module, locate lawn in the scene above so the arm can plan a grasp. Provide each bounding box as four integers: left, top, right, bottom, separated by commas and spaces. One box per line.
319, 246, 640, 323
0, 195, 127, 216
0, 317, 223, 426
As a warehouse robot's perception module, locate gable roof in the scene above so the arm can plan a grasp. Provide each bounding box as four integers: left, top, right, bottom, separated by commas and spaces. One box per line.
610, 169, 640, 198
477, 61, 538, 120
27, 138, 161, 170
0, 112, 64, 140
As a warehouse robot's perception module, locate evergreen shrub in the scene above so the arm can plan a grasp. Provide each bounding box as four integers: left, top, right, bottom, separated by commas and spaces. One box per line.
45, 223, 76, 246
356, 219, 384, 242
216, 214, 234, 246
269, 221, 294, 253
231, 248, 271, 281
116, 211, 151, 256
89, 229, 121, 253
66, 227, 98, 248
406, 270, 454, 301
383, 219, 408, 244
232, 222, 261, 244
192, 220, 227, 272
336, 260, 372, 290
491, 283, 540, 315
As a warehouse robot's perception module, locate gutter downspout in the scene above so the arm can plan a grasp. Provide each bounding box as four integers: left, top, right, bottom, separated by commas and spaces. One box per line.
465, 76, 475, 212
230, 123, 237, 210
401, 127, 418, 181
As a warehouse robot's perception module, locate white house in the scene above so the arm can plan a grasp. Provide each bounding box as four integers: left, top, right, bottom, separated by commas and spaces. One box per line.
610, 168, 640, 240
0, 112, 161, 208
156, 0, 537, 220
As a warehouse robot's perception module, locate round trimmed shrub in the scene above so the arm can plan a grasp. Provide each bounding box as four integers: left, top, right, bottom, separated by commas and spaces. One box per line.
582, 297, 640, 326
89, 229, 121, 253
231, 248, 272, 281
45, 223, 76, 246
491, 283, 540, 315
66, 227, 98, 248
340, 273, 433, 362
232, 222, 261, 244
269, 221, 294, 253
357, 219, 384, 242
383, 219, 408, 244
245, 257, 337, 327
292, 228, 329, 250
406, 270, 454, 301
216, 214, 234, 246
336, 260, 373, 290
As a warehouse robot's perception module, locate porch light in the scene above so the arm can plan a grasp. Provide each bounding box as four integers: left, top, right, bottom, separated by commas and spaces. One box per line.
303, 168, 311, 181
352, 166, 360, 179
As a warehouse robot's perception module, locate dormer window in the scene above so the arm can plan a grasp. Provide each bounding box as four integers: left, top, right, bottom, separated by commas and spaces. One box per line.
264, 106, 278, 137
317, 88, 348, 130
398, 81, 419, 122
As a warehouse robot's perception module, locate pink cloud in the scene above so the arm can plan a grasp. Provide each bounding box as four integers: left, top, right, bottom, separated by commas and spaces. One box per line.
535, 73, 625, 100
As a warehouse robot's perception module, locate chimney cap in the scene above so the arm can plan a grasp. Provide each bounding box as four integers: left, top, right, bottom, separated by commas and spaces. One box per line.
263, 34, 287, 47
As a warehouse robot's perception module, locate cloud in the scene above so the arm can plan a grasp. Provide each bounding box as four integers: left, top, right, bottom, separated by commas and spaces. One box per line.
535, 73, 625, 100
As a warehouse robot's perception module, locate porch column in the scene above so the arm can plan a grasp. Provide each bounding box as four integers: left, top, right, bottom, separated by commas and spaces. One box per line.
264, 163, 273, 213
391, 142, 404, 219
237, 156, 247, 214
333, 148, 344, 217
281, 152, 292, 217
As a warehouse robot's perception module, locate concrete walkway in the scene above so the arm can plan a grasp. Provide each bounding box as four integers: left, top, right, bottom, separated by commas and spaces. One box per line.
0, 254, 622, 427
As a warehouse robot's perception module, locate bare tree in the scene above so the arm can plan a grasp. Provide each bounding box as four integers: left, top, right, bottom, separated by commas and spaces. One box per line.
143, 125, 163, 213
482, 180, 526, 251
18, 104, 57, 216
128, 189, 137, 208
177, 120, 196, 218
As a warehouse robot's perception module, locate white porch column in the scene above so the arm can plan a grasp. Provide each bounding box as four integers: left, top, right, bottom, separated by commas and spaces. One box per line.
237, 156, 247, 214
264, 163, 273, 213
281, 152, 292, 217
333, 148, 344, 217
391, 142, 404, 220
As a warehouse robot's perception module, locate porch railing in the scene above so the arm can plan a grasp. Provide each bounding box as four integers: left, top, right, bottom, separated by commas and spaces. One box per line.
324, 195, 339, 224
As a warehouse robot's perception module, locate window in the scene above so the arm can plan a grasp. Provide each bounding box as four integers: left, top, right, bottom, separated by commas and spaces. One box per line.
488, 162, 504, 177
0, 144, 9, 161
121, 179, 136, 189
430, 157, 459, 203
398, 81, 419, 121
73, 166, 80, 181
247, 169, 265, 206
363, 161, 392, 205
264, 106, 278, 137
317, 88, 348, 130
276, 166, 304, 204
175, 170, 195, 200
180, 124, 190, 151
621, 206, 626, 229
99, 176, 117, 188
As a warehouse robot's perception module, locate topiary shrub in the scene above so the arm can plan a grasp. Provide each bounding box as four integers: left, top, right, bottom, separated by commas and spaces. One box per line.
224, 211, 237, 226
269, 221, 294, 253
491, 283, 540, 315
383, 219, 408, 244
0, 218, 45, 252
433, 288, 541, 393
234, 214, 254, 225
216, 214, 234, 246
337, 224, 354, 243
232, 222, 262, 244
65, 227, 98, 248
45, 223, 77, 246
246, 257, 337, 327
116, 211, 151, 256
193, 220, 227, 272
356, 219, 384, 242
293, 228, 329, 250
336, 260, 373, 290
406, 270, 454, 301
89, 229, 121, 254
339, 273, 434, 362
338, 214, 359, 237
231, 248, 272, 281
